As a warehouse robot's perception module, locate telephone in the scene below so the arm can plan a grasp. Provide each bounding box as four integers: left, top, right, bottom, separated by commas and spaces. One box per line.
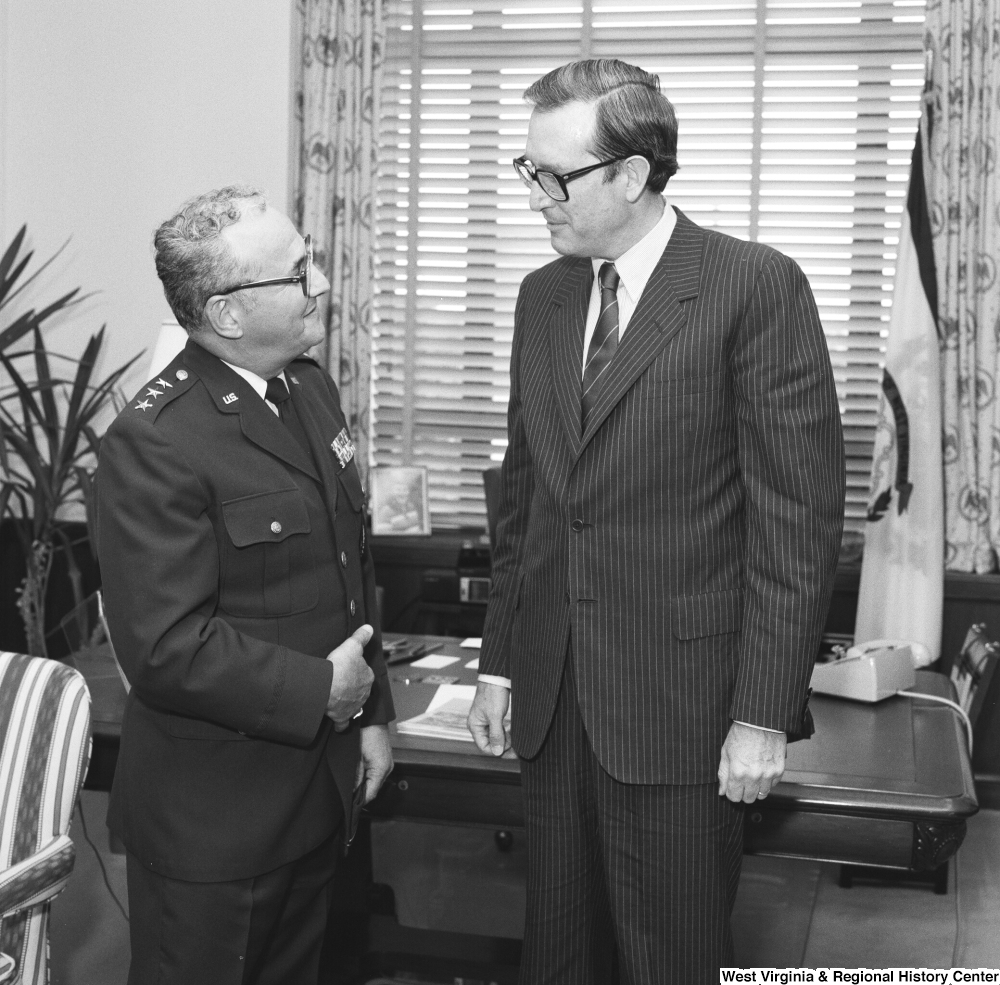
809, 639, 930, 702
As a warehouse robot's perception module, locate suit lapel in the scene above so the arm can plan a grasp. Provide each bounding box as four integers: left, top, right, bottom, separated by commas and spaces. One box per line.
578, 209, 705, 451
182, 341, 321, 483
546, 258, 592, 456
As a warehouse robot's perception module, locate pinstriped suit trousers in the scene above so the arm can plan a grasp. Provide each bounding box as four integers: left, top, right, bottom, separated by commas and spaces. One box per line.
519, 650, 745, 985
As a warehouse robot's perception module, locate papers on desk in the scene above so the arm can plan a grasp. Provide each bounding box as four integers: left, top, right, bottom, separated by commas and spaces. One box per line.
460, 639, 481, 669
396, 684, 510, 743
409, 653, 459, 669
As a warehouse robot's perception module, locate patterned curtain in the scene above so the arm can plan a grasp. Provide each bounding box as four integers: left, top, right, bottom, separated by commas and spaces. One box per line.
292, 0, 384, 478
927, 0, 1000, 572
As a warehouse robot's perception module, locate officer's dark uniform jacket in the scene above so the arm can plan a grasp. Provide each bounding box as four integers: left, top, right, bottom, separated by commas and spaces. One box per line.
96, 339, 393, 883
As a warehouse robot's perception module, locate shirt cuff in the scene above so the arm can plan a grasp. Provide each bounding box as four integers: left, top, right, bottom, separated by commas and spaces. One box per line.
733, 719, 784, 734
478, 674, 511, 689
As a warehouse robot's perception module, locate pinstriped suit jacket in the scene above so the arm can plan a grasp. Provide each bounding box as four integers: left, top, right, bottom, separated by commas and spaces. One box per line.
480, 208, 845, 785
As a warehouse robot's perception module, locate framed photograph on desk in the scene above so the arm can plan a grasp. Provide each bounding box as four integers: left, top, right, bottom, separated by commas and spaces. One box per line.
370, 466, 431, 535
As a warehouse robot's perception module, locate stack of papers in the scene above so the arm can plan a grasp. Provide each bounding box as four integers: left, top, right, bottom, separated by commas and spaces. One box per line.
396, 684, 510, 742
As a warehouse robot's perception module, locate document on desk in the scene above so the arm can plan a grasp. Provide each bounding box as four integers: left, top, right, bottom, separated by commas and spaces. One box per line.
396, 683, 510, 742
409, 653, 460, 669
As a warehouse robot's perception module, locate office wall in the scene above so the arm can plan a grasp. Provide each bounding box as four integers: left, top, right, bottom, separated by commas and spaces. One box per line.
0, 0, 295, 394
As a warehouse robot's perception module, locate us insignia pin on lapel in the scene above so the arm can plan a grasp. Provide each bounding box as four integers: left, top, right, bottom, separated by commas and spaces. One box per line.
331, 428, 355, 469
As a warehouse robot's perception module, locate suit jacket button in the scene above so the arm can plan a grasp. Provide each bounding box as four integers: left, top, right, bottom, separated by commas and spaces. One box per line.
270, 521, 282, 534
350, 600, 356, 616
340, 551, 348, 567
571, 519, 584, 532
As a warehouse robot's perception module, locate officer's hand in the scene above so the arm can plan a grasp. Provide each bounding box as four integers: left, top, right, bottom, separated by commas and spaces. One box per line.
326, 625, 375, 732
467, 681, 511, 756
356, 724, 394, 804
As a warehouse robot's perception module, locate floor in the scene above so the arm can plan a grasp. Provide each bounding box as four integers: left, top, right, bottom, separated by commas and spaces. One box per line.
48, 792, 1000, 984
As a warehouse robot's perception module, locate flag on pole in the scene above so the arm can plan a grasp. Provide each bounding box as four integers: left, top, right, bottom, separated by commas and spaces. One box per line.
854, 110, 944, 662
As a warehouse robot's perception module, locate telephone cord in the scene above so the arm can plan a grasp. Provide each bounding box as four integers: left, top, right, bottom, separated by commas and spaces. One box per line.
894, 690, 973, 757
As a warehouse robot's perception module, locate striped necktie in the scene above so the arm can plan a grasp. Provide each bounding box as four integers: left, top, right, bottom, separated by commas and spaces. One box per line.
581, 261, 620, 429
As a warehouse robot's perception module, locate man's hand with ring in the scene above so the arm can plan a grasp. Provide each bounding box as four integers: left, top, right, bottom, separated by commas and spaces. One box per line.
468, 681, 511, 757
717, 721, 787, 803
326, 625, 375, 732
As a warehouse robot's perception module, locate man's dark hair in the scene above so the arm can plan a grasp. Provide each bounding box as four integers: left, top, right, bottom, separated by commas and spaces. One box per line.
153, 185, 267, 332
524, 59, 678, 193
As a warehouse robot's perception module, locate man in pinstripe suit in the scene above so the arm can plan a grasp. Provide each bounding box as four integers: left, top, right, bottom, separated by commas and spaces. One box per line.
468, 60, 845, 983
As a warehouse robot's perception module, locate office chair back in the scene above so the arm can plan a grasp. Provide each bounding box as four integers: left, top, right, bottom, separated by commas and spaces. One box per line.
0, 653, 92, 985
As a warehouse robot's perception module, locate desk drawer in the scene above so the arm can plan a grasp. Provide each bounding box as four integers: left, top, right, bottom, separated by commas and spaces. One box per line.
373, 772, 525, 828
745, 808, 916, 868
371, 819, 526, 939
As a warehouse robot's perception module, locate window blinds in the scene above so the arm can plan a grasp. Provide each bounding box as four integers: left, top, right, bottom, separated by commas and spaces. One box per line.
374, 0, 925, 530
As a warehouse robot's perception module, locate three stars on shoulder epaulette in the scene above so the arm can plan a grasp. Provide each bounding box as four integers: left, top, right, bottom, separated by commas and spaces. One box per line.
135, 385, 166, 412
133, 368, 187, 412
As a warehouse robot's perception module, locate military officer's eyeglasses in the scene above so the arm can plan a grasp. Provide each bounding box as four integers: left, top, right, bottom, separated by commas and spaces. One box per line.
218, 234, 314, 298
513, 156, 630, 202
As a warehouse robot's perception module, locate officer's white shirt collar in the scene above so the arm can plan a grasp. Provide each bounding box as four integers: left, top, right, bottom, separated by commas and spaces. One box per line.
221, 361, 287, 416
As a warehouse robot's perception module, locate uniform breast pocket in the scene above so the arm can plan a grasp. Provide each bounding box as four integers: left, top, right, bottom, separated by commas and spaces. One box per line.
220, 488, 318, 617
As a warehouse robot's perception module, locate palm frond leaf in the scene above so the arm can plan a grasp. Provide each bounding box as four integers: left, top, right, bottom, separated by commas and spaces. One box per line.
31, 327, 60, 462
0, 352, 47, 430
0, 225, 29, 300
0, 310, 38, 354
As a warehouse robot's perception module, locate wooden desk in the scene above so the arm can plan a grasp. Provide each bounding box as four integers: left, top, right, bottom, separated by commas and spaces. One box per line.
375, 635, 978, 873
75, 635, 977, 870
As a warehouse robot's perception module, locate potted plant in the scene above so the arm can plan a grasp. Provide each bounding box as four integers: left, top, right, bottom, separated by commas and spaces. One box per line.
0, 225, 141, 659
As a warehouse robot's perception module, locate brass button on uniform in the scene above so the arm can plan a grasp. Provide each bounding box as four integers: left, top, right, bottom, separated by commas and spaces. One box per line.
571, 519, 584, 532
350, 600, 356, 616
175, 369, 188, 381
340, 551, 348, 567
270, 521, 282, 534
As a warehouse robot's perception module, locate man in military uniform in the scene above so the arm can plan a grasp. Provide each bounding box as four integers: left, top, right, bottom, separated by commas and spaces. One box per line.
96, 185, 394, 985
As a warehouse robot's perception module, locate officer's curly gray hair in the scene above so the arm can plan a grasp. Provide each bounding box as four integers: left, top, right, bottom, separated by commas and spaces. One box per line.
153, 185, 267, 332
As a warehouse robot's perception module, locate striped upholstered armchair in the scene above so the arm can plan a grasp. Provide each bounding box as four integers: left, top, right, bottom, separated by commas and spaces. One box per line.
0, 653, 91, 985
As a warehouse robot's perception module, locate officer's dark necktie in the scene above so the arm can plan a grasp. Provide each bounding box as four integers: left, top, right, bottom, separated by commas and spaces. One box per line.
264, 376, 311, 454
581, 261, 621, 430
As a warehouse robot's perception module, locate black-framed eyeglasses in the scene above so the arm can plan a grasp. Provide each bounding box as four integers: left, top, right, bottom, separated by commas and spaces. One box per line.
217, 234, 314, 298
513, 156, 630, 202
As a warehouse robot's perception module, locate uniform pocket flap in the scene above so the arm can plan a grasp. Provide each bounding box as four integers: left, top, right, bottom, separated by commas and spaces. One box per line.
222, 488, 311, 547
167, 714, 250, 741
671, 589, 742, 640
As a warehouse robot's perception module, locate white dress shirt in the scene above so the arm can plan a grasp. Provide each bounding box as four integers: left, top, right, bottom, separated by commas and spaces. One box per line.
222, 361, 288, 417
580, 198, 676, 373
